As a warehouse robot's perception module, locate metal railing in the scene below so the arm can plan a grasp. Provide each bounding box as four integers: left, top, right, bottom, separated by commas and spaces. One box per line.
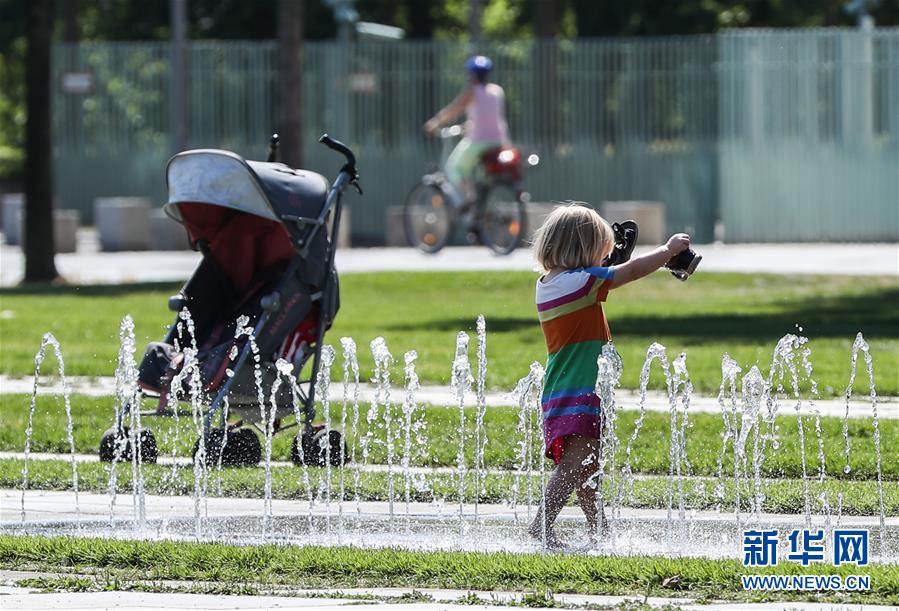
52, 28, 899, 243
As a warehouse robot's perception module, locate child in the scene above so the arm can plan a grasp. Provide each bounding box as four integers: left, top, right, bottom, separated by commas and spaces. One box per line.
528, 202, 690, 546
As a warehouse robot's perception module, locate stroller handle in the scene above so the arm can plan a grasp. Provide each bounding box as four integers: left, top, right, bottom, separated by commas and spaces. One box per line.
319, 134, 356, 170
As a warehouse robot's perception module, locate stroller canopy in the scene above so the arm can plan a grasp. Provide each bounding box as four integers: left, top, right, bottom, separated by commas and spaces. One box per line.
164, 149, 333, 294
165, 149, 330, 227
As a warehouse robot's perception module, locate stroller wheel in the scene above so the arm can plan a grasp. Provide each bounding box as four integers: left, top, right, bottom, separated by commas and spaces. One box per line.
99, 427, 159, 464
193, 427, 262, 468
292, 428, 348, 467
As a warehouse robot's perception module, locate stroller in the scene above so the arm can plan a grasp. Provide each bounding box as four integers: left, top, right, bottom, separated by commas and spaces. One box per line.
98, 134, 361, 467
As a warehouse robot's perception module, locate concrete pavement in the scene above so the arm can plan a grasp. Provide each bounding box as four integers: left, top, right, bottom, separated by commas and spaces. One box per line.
3, 579, 898, 611
2, 375, 895, 418
2, 229, 897, 286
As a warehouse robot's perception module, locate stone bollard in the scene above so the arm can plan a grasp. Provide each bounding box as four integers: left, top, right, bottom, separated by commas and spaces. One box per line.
601, 201, 665, 245
17, 209, 80, 254
148, 208, 191, 250
336, 206, 351, 249
524, 202, 557, 243
1, 193, 24, 246
385, 206, 406, 247
94, 197, 151, 251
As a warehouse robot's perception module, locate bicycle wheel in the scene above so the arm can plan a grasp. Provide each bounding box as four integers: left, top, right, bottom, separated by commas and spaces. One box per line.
480, 182, 526, 255
403, 183, 454, 254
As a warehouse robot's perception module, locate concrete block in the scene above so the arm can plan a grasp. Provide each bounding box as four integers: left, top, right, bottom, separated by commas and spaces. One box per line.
17, 208, 80, 254
601, 201, 665, 245
385, 206, 406, 247
523, 202, 557, 243
1, 193, 24, 245
336, 206, 350, 249
149, 208, 191, 251
94, 197, 151, 251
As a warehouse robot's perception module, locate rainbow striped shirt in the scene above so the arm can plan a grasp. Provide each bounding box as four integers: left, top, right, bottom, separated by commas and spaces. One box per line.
535, 267, 615, 454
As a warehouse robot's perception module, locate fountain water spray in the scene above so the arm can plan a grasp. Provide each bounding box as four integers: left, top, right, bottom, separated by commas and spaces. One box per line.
593, 342, 623, 528
21, 333, 80, 527
281, 368, 313, 531
843, 333, 886, 553
340, 337, 361, 518
370, 337, 395, 518
509, 361, 544, 521
450, 331, 473, 529
669, 353, 694, 523
474, 316, 488, 520
315, 345, 337, 531
401, 350, 420, 523
714, 354, 742, 511
113, 316, 147, 529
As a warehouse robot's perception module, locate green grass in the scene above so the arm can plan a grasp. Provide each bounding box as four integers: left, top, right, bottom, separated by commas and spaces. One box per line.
1, 536, 896, 604
2, 394, 895, 480
0, 272, 897, 395
5, 458, 898, 515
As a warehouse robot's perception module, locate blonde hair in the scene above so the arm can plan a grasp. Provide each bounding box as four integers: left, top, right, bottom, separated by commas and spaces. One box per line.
532, 202, 615, 273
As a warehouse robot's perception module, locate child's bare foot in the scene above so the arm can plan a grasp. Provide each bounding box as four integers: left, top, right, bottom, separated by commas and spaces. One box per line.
527, 524, 565, 549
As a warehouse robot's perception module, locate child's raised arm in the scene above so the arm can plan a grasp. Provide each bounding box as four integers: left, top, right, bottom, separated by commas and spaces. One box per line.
608, 233, 690, 289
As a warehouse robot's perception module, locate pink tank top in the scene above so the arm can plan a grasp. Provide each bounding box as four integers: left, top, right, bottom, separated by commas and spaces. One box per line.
466, 84, 508, 143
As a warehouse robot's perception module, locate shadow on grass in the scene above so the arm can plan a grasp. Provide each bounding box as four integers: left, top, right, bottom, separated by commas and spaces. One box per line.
387, 286, 899, 340
0, 281, 182, 297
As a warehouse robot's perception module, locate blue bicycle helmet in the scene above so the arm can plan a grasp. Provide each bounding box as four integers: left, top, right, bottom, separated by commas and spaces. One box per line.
465, 55, 493, 77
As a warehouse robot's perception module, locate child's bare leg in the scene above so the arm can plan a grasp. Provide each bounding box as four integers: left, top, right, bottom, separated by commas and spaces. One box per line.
528, 464, 576, 542
575, 437, 600, 537
576, 483, 598, 534
529, 436, 595, 542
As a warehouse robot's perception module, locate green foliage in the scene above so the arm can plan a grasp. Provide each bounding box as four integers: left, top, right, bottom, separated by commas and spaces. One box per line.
0, 36, 25, 181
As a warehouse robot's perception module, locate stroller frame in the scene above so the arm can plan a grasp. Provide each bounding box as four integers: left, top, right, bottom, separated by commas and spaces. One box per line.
100, 134, 361, 467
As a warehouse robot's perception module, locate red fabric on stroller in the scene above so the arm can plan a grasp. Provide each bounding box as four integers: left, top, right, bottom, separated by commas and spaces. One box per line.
177, 203, 295, 295
140, 204, 320, 406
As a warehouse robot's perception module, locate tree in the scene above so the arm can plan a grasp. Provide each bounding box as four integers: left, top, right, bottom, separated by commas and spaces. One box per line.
276, 0, 304, 168
533, 0, 560, 148
23, 0, 58, 283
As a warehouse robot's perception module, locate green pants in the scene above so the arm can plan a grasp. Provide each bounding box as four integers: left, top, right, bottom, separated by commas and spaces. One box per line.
445, 138, 502, 189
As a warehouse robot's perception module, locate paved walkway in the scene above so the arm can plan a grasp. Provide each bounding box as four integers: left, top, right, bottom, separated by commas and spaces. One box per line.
5, 580, 897, 611
3, 580, 897, 611
1, 375, 895, 418
2, 231, 897, 286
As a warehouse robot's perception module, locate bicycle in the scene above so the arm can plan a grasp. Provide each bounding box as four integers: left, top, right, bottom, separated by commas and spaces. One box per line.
403, 125, 539, 255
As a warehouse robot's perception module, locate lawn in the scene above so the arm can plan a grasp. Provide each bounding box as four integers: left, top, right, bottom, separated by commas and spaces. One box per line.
1, 536, 896, 604
0, 272, 896, 395
2, 394, 895, 480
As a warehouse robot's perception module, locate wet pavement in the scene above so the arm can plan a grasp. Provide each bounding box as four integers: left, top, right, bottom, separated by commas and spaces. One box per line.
3, 489, 897, 561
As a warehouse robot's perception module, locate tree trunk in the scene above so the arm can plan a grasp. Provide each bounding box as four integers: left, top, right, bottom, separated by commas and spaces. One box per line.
533, 0, 561, 149
277, 0, 304, 169
406, 0, 433, 39
23, 0, 58, 283
469, 0, 482, 45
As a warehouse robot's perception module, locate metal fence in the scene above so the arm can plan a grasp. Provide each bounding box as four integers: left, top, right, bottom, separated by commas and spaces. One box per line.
52, 29, 899, 243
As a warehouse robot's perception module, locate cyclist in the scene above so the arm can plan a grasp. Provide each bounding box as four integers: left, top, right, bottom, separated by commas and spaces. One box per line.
424, 55, 508, 203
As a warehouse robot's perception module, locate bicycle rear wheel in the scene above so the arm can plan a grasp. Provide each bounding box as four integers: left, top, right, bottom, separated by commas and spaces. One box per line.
480, 182, 526, 255
403, 183, 454, 254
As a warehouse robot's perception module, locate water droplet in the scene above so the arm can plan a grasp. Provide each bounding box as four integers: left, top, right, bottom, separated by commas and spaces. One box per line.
843, 464, 851, 474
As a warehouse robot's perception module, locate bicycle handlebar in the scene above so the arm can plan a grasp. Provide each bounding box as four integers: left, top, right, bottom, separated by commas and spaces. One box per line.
319, 133, 356, 169
439, 125, 464, 139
